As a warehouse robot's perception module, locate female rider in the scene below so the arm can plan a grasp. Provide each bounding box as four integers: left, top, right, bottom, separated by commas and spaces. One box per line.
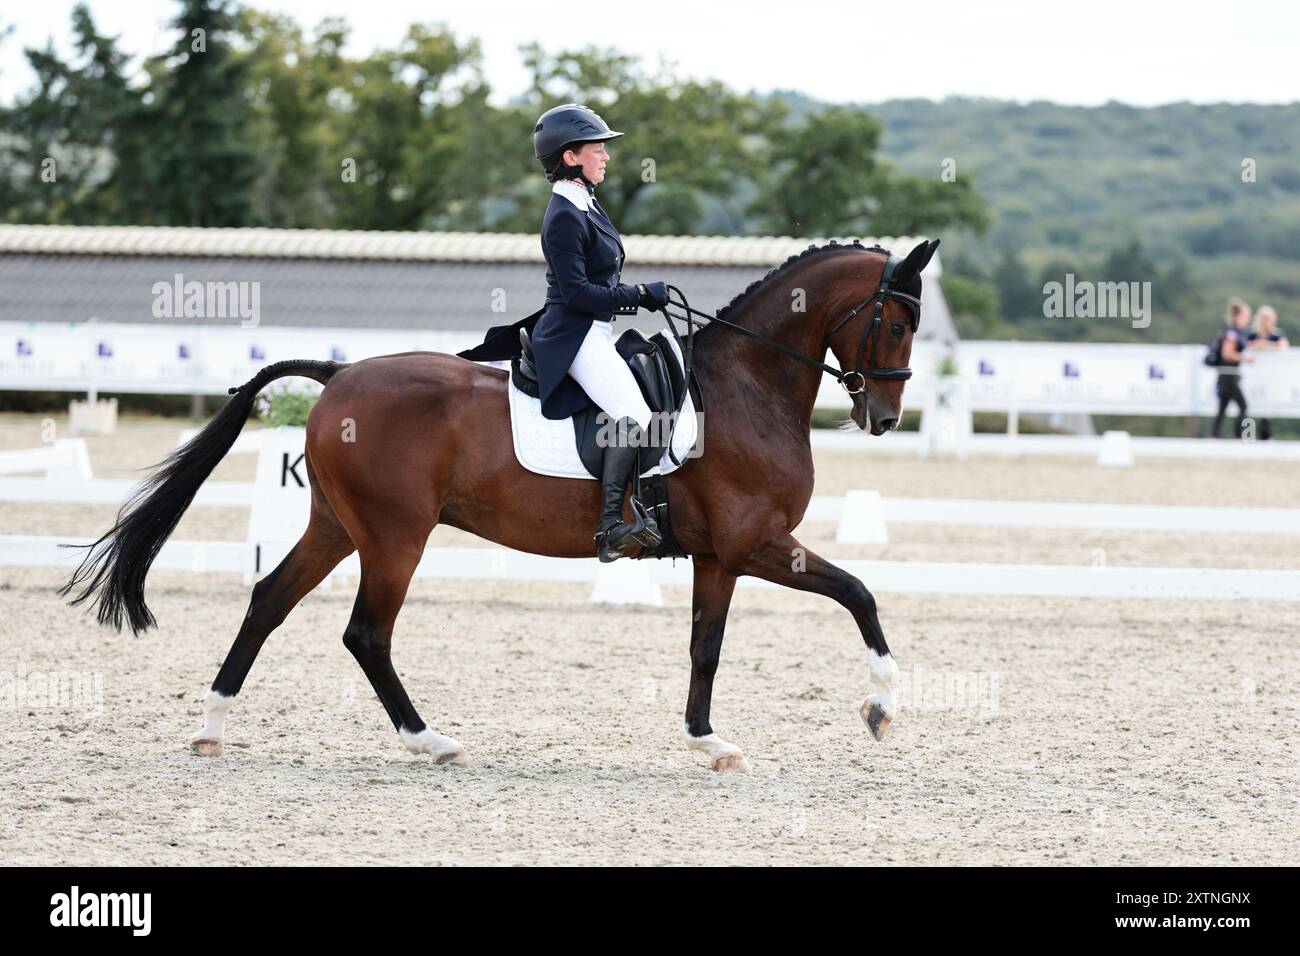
531, 103, 671, 561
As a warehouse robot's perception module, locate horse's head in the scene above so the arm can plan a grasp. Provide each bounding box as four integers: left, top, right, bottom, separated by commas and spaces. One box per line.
827, 239, 940, 435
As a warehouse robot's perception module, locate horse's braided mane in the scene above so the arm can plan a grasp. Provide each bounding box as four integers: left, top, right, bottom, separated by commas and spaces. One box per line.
697, 239, 889, 341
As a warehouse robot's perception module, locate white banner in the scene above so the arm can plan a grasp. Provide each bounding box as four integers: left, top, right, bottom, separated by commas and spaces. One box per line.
5, 322, 1300, 418
0, 322, 479, 395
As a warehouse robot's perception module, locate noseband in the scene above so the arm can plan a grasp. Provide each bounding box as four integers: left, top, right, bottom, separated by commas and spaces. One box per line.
657, 251, 921, 397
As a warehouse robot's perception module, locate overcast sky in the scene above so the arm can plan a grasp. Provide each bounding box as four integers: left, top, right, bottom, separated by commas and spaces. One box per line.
3, 0, 1298, 107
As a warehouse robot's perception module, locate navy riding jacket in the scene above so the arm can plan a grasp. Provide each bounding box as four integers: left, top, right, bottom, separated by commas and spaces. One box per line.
454, 184, 641, 419
532, 188, 641, 419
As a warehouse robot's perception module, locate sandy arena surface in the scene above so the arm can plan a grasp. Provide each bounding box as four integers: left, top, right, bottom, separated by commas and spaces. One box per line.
1, 417, 1298, 865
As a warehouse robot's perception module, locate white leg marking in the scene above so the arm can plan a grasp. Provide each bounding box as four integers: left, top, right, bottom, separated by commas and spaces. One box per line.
683, 723, 748, 772
865, 648, 899, 717
399, 727, 468, 765
190, 690, 234, 756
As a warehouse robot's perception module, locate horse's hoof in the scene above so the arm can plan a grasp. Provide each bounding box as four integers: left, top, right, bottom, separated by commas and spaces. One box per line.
861, 701, 892, 742
712, 753, 750, 773
434, 748, 470, 766
190, 736, 224, 757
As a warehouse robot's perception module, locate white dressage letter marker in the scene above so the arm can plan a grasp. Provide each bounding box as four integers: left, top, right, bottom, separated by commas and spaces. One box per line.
591, 558, 663, 606
836, 489, 889, 544
1097, 430, 1135, 468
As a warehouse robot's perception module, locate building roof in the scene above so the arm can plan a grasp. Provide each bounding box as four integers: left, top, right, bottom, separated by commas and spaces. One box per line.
0, 224, 944, 268
0, 224, 957, 341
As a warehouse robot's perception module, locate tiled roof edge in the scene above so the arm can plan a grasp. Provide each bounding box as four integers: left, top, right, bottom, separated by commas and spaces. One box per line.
0, 225, 933, 269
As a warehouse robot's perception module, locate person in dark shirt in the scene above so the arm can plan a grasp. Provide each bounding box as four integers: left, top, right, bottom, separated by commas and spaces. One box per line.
1245, 305, 1289, 440
1212, 298, 1253, 439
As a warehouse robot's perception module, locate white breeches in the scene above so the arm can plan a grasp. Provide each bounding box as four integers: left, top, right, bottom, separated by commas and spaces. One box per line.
566, 319, 652, 430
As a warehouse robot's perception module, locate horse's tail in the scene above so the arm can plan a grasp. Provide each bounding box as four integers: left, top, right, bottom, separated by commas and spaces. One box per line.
58, 358, 345, 636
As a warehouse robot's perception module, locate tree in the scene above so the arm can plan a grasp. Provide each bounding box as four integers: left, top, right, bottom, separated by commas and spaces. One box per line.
144, 0, 259, 226
870, 173, 990, 238
501, 44, 786, 236
233, 11, 346, 228
322, 24, 490, 231
1, 12, 991, 246
0, 5, 145, 223
994, 249, 1041, 321
0, 21, 20, 216
750, 104, 886, 235
749, 103, 989, 238
943, 274, 1002, 338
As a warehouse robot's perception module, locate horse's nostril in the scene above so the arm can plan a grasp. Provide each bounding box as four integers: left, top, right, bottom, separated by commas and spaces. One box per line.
879, 417, 898, 431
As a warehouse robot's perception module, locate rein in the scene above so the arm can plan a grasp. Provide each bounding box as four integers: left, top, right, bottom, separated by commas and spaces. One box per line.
655, 252, 921, 397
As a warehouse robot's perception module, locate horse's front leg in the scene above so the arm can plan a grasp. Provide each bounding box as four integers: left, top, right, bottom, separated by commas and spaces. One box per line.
683, 556, 746, 772
727, 533, 900, 741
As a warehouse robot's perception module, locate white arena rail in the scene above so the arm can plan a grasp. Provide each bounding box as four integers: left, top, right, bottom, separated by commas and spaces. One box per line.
6, 476, 1298, 536
810, 430, 1300, 461
8, 537, 1300, 604
176, 428, 265, 453
802, 494, 1300, 536
0, 440, 93, 479
0, 477, 252, 506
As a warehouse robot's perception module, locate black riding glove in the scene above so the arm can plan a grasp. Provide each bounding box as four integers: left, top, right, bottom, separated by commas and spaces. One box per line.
637, 281, 670, 311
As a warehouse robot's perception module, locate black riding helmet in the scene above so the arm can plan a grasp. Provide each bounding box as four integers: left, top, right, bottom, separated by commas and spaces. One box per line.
534, 103, 624, 184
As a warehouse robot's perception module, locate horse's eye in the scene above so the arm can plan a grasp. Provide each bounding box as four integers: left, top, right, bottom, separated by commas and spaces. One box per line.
890, 323, 904, 337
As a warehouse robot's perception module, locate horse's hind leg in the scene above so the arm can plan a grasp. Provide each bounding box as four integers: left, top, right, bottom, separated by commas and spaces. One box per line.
190, 509, 355, 756
343, 543, 467, 765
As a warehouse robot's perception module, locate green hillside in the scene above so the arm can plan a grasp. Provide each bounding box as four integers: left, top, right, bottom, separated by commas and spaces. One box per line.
863, 97, 1300, 343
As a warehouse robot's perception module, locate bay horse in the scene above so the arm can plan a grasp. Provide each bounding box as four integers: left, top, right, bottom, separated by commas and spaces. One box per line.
60, 237, 940, 772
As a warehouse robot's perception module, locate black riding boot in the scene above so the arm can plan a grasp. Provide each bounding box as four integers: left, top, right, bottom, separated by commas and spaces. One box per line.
595, 417, 662, 562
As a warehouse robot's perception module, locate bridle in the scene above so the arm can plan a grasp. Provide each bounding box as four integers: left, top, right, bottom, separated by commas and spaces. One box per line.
823, 252, 920, 392
657, 250, 921, 398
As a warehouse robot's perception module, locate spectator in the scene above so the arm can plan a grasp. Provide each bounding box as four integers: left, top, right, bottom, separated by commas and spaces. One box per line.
1246, 305, 1289, 440
1211, 297, 1253, 439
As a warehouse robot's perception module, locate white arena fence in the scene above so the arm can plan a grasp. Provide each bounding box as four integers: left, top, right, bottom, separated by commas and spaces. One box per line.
808, 429, 1300, 461
0, 439, 93, 479
3, 430, 1298, 605
5, 536, 1298, 606
5, 462, 1298, 538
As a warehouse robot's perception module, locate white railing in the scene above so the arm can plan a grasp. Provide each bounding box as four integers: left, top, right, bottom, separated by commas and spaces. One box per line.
12, 537, 1300, 604
0, 439, 93, 479
9, 469, 1299, 538
809, 429, 1300, 460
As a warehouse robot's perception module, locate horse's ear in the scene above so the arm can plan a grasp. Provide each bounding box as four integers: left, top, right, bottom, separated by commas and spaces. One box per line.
894, 238, 941, 282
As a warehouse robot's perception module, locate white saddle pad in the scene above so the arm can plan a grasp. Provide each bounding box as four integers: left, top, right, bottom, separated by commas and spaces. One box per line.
504, 335, 699, 480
